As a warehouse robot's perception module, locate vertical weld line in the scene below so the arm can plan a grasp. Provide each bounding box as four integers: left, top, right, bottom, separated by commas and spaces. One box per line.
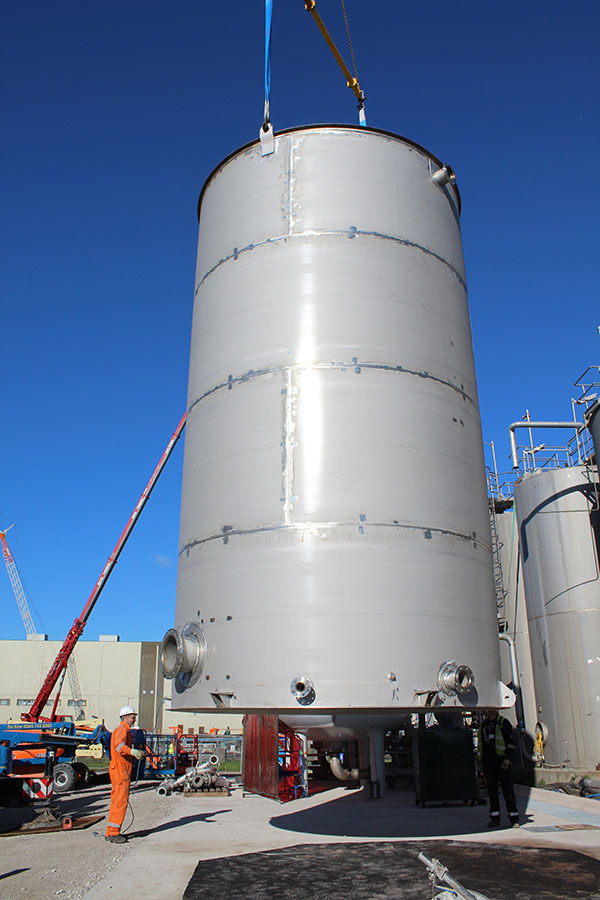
281, 369, 294, 525
288, 135, 295, 236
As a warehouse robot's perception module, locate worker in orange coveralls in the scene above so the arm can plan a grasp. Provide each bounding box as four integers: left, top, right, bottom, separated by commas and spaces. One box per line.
105, 705, 145, 843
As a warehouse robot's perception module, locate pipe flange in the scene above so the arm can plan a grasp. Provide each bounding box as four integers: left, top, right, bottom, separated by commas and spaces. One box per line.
160, 622, 207, 691
290, 675, 316, 706
176, 622, 207, 692
438, 660, 474, 696
160, 628, 183, 679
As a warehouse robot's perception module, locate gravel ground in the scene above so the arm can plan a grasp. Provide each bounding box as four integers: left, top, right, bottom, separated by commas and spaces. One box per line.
0, 772, 179, 899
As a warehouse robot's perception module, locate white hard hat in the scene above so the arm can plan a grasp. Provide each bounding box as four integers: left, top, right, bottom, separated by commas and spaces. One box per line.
119, 706, 136, 718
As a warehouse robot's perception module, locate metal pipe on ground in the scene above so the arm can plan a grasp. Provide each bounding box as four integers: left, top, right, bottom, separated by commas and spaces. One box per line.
418, 852, 488, 900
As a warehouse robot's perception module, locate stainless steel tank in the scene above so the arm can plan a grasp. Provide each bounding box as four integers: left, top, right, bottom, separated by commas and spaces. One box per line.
163, 125, 506, 724
493, 503, 538, 736
514, 465, 600, 769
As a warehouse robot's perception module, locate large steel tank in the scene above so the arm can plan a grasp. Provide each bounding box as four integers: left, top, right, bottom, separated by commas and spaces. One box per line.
163, 125, 505, 723
514, 465, 600, 769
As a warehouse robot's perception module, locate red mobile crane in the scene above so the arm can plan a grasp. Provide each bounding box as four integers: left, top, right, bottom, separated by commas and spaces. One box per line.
22, 413, 186, 723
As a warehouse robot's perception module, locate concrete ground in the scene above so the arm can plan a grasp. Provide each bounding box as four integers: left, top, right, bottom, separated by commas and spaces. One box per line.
0, 774, 179, 899
80, 781, 600, 900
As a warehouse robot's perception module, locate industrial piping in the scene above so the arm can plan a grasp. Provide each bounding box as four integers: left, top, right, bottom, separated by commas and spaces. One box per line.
156, 755, 224, 796
329, 756, 360, 782
499, 633, 525, 731
509, 421, 584, 469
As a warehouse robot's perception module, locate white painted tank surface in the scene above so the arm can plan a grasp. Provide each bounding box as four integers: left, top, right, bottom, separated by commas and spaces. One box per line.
514, 465, 600, 769
163, 125, 506, 726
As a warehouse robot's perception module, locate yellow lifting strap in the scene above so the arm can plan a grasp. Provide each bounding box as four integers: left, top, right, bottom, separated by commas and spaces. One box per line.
304, 0, 366, 112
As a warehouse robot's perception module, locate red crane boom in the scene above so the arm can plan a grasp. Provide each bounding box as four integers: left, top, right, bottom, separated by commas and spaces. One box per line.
23, 413, 187, 722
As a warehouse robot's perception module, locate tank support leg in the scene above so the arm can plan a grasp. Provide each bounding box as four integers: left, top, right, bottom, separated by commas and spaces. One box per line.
369, 727, 385, 799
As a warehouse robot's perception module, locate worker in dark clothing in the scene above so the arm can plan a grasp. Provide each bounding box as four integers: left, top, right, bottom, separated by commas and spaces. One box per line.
478, 709, 519, 828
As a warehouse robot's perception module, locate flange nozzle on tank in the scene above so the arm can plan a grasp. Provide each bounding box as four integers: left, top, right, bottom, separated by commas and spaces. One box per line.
431, 164, 456, 187
437, 661, 474, 696
290, 675, 316, 705
160, 622, 206, 683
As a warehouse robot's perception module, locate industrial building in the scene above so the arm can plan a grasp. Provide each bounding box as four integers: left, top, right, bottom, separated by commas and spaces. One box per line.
0, 636, 242, 735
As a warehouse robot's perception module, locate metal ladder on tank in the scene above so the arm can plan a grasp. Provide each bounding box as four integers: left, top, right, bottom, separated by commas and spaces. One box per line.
488, 498, 508, 629
486, 445, 509, 629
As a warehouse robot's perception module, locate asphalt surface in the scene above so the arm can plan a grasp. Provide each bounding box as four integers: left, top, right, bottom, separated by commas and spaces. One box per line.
183, 841, 600, 900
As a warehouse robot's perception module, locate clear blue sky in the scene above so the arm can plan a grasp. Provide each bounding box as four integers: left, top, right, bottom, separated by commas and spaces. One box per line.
1, 1, 598, 643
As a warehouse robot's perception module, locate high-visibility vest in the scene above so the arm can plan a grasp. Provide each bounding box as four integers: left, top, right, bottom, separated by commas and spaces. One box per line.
478, 716, 507, 761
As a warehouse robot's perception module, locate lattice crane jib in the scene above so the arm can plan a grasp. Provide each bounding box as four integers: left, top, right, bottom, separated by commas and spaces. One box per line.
1, 526, 86, 717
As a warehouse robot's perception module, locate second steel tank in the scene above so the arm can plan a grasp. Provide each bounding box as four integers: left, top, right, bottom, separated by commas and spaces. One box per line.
162, 125, 506, 720
514, 465, 600, 769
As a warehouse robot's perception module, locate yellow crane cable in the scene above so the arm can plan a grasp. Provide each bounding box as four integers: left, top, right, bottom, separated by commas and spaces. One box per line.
304, 0, 366, 110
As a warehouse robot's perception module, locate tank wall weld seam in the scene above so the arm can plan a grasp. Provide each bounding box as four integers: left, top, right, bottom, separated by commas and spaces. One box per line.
194, 230, 466, 293
179, 520, 486, 557
527, 606, 600, 620
188, 361, 474, 416
281, 369, 295, 525
287, 136, 295, 236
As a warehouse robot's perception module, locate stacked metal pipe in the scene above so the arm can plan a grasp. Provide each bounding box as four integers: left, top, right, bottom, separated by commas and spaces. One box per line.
156, 755, 229, 796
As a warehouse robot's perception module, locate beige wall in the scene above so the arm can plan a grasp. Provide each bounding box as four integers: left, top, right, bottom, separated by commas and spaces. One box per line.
0, 639, 243, 734
0, 639, 145, 727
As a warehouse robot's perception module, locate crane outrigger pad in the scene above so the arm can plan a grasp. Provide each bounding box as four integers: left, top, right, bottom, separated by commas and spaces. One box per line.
0, 811, 103, 836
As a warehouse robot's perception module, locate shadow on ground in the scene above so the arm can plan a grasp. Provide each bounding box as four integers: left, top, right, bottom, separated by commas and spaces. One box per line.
128, 809, 232, 839
269, 787, 533, 839
0, 869, 29, 881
